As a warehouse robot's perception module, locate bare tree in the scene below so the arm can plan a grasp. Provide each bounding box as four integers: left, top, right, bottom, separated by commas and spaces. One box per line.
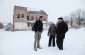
63, 9, 85, 28
70, 12, 76, 27
75, 9, 85, 26
70, 9, 85, 27
76, 9, 82, 26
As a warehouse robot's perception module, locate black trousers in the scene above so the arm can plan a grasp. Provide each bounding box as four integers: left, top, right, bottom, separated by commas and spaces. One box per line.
57, 38, 63, 50
48, 35, 55, 46
56, 34, 65, 50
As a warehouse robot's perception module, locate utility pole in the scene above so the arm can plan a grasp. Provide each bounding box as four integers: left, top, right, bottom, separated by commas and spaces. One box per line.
71, 18, 73, 27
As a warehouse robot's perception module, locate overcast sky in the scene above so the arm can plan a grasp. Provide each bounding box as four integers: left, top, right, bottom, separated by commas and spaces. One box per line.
0, 0, 85, 23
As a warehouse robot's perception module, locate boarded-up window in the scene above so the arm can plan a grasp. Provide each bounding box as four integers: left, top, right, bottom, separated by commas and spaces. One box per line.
21, 14, 24, 18
36, 17, 38, 20
17, 13, 20, 18
27, 16, 29, 20
31, 16, 34, 20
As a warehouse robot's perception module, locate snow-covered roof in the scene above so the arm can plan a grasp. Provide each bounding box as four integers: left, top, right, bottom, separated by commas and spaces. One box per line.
28, 10, 48, 16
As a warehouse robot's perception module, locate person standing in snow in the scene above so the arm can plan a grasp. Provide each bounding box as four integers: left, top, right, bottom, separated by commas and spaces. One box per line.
33, 16, 43, 51
48, 23, 56, 47
56, 17, 68, 50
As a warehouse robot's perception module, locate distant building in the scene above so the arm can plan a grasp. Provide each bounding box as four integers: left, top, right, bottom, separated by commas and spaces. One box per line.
6, 23, 13, 31
0, 22, 3, 29
13, 6, 49, 31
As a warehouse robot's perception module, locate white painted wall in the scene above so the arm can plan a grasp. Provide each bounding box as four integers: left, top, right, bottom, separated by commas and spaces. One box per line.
14, 22, 49, 31
14, 22, 28, 30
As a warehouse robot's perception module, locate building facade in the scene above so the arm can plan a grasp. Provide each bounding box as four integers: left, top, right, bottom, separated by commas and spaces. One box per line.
13, 6, 49, 31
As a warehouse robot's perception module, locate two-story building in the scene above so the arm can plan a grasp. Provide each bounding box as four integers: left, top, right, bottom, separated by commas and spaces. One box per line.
13, 6, 49, 31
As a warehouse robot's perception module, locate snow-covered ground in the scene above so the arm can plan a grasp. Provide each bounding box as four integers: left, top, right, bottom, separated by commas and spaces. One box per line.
0, 27, 85, 55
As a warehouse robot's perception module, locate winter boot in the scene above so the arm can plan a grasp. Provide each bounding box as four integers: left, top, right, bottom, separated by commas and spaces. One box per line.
34, 48, 37, 51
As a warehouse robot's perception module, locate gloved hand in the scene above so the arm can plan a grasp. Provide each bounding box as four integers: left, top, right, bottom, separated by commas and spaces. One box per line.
35, 30, 37, 33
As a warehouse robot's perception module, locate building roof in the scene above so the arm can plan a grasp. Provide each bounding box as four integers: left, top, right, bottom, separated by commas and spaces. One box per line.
14, 6, 27, 8
28, 10, 48, 16
14, 6, 48, 16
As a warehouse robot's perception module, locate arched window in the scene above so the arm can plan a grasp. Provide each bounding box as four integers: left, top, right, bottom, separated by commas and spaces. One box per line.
21, 14, 24, 18
17, 13, 20, 18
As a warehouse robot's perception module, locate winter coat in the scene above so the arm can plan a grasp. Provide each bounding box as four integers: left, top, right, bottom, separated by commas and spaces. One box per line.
33, 20, 43, 32
48, 24, 56, 36
56, 21, 68, 39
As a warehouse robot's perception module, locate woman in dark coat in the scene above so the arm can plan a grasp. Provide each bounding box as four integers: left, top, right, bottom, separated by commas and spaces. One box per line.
48, 23, 56, 47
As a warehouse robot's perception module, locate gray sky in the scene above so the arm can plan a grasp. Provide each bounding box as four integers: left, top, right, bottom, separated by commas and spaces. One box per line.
0, 0, 85, 23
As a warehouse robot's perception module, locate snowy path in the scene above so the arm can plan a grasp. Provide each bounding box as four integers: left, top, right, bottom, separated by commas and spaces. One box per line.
0, 28, 85, 55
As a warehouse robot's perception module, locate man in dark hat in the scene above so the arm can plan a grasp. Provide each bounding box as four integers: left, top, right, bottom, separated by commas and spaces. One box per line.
56, 17, 68, 50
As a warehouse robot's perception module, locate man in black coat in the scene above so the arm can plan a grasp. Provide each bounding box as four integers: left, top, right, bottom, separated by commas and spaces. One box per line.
56, 17, 68, 50
33, 16, 43, 51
